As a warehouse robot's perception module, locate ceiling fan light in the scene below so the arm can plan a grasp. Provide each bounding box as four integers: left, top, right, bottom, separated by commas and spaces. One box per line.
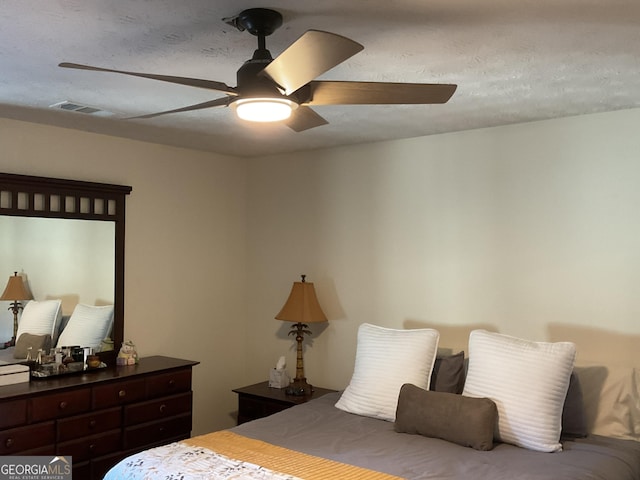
234, 98, 297, 122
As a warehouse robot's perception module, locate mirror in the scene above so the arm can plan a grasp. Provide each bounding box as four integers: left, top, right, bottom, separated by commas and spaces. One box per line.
0, 173, 132, 365
0, 216, 115, 341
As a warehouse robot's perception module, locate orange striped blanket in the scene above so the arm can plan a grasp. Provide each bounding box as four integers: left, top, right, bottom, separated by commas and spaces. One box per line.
183, 430, 404, 480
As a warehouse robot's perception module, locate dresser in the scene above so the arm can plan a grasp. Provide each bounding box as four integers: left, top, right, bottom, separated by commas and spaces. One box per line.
0, 356, 198, 480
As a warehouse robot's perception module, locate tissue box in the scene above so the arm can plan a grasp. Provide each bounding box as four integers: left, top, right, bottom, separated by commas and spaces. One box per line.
268, 369, 290, 389
0, 363, 30, 386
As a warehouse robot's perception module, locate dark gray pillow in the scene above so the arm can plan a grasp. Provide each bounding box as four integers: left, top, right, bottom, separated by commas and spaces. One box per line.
430, 351, 466, 394
14, 333, 52, 359
561, 371, 588, 438
395, 383, 497, 451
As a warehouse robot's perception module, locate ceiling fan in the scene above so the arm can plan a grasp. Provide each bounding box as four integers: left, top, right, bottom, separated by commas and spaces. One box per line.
59, 8, 457, 132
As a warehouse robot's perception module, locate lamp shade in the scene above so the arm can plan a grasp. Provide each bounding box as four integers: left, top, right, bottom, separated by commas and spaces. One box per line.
275, 277, 327, 324
0, 272, 32, 301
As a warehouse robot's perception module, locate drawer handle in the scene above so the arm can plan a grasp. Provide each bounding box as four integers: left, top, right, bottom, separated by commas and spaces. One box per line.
118, 390, 127, 398
89, 419, 97, 429
59, 401, 68, 410
5, 438, 13, 448
89, 444, 96, 452
159, 404, 167, 414
168, 379, 176, 388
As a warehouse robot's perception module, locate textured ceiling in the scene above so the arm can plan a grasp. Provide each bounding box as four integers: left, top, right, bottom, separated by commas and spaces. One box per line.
1, 1, 639, 157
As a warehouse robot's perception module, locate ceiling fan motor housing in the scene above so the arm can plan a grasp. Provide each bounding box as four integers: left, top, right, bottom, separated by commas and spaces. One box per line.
237, 59, 290, 100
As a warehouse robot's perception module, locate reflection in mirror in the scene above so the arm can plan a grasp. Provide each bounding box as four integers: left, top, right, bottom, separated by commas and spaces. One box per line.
0, 216, 115, 360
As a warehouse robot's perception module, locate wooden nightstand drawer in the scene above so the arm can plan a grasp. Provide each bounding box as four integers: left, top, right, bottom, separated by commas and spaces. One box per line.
57, 429, 122, 462
31, 389, 91, 422
123, 412, 192, 450
145, 369, 192, 398
233, 382, 337, 425
124, 392, 192, 426
92, 378, 146, 409
238, 395, 287, 421
0, 399, 27, 429
0, 421, 55, 454
57, 406, 122, 442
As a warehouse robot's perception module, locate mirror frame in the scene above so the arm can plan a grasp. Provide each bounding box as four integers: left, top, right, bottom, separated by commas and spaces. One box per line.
0, 172, 132, 364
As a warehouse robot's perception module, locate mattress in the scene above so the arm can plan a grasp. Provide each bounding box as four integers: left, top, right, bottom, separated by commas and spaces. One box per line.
106, 391, 640, 480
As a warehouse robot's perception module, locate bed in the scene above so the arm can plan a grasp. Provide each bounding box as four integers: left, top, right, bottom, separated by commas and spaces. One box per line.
105, 326, 640, 480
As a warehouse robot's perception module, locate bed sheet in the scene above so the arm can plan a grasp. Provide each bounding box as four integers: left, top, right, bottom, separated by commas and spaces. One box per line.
232, 392, 640, 480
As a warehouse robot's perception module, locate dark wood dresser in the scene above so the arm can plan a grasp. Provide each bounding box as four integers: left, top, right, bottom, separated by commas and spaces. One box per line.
0, 355, 198, 480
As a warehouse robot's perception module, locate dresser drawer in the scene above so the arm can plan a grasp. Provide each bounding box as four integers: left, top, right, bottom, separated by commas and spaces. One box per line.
146, 369, 192, 398
0, 398, 27, 429
31, 388, 91, 422
92, 378, 146, 409
123, 413, 192, 450
124, 392, 192, 426
57, 406, 122, 442
57, 429, 122, 462
0, 421, 55, 454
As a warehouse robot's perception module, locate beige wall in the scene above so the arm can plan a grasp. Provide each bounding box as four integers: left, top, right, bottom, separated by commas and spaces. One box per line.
2, 107, 639, 434
0, 119, 248, 434
245, 108, 640, 392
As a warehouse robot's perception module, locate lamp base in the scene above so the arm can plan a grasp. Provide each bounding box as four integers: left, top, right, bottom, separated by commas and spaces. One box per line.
285, 378, 313, 396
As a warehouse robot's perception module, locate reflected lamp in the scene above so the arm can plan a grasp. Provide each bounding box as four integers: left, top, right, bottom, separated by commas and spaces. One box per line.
0, 272, 33, 348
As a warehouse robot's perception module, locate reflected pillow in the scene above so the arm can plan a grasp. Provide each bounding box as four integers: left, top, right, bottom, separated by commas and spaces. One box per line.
16, 299, 62, 345
462, 330, 576, 452
14, 333, 52, 359
335, 323, 439, 422
56, 304, 114, 349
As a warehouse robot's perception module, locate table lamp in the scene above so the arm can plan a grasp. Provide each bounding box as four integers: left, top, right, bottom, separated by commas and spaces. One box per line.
275, 275, 327, 396
0, 272, 33, 348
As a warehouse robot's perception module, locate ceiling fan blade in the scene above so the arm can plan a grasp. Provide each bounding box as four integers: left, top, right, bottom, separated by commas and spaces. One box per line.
127, 97, 231, 120
285, 106, 329, 132
305, 81, 457, 105
262, 30, 363, 95
59, 62, 237, 95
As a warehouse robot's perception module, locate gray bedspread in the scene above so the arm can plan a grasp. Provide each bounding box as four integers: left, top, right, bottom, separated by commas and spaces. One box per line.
232, 392, 640, 480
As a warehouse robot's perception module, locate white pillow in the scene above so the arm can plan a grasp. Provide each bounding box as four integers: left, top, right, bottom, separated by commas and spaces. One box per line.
16, 299, 62, 345
335, 323, 440, 421
56, 304, 114, 349
462, 330, 576, 452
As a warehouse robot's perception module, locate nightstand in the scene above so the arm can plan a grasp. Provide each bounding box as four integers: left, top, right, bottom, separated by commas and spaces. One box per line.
232, 381, 336, 425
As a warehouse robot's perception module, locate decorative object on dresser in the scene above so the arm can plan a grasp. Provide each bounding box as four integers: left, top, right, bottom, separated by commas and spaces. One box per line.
0, 272, 34, 348
0, 363, 30, 386
0, 355, 198, 480
275, 274, 327, 396
232, 381, 336, 425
